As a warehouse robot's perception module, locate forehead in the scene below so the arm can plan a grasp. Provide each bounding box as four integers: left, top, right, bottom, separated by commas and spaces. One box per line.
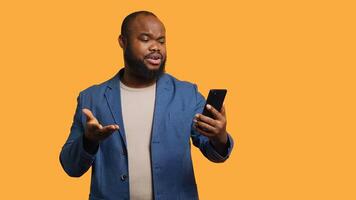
129, 15, 166, 36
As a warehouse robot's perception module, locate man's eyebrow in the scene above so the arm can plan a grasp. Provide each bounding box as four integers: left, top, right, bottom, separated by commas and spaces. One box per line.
138, 33, 165, 39
139, 33, 151, 37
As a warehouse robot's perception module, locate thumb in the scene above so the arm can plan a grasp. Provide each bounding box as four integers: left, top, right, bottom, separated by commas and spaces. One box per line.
82, 108, 96, 122
100, 124, 120, 134
221, 105, 226, 116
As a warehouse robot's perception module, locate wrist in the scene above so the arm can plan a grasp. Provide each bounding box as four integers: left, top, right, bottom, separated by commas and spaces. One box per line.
210, 132, 228, 145
84, 131, 99, 143
83, 134, 99, 154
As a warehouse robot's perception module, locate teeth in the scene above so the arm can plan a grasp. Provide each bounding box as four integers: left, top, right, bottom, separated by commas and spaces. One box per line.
147, 55, 161, 60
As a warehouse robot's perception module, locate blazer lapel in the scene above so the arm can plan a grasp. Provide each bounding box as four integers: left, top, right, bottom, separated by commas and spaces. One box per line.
151, 74, 172, 143
104, 69, 127, 147
104, 68, 172, 148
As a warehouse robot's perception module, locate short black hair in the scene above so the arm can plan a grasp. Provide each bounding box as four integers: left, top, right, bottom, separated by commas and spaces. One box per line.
121, 11, 157, 38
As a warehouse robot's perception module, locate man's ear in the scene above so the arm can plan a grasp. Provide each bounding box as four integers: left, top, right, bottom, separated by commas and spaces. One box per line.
118, 35, 126, 49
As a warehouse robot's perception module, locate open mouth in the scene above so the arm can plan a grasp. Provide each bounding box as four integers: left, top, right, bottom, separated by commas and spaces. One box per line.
145, 54, 162, 65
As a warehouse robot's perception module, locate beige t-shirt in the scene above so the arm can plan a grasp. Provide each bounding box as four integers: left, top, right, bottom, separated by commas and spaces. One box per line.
120, 80, 156, 200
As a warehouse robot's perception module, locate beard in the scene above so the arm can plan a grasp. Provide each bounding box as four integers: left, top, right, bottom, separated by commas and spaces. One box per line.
124, 44, 166, 82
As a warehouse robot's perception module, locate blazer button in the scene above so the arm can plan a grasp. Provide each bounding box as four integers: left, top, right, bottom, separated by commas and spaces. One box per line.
120, 174, 127, 181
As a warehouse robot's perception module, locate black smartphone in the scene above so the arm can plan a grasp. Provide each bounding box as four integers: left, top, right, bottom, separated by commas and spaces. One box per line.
202, 89, 227, 119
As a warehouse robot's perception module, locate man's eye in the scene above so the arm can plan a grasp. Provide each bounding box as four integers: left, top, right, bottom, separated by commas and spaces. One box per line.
140, 38, 149, 42
158, 39, 165, 44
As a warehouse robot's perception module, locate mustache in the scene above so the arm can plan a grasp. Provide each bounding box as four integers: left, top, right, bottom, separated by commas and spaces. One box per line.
123, 45, 166, 81
145, 52, 163, 59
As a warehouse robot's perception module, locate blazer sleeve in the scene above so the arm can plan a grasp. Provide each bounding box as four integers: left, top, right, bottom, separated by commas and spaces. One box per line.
59, 93, 96, 177
190, 84, 234, 163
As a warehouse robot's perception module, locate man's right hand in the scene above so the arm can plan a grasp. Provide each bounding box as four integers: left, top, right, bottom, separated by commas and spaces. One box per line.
82, 108, 119, 143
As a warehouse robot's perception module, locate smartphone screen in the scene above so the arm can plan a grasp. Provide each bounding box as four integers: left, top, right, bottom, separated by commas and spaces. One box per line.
202, 89, 227, 119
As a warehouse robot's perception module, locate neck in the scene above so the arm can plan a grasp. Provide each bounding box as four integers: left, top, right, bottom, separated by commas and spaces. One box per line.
121, 67, 157, 88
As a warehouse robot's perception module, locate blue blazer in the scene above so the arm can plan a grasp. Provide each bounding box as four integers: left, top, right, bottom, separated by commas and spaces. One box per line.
60, 68, 234, 200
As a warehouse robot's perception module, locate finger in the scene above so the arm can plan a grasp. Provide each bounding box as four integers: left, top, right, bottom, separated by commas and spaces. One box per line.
99, 124, 120, 134
86, 121, 102, 131
195, 125, 215, 137
82, 108, 96, 122
195, 113, 216, 127
221, 105, 226, 117
194, 119, 217, 133
206, 104, 224, 120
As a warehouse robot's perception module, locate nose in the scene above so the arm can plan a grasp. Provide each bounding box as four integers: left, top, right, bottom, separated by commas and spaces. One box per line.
148, 41, 160, 52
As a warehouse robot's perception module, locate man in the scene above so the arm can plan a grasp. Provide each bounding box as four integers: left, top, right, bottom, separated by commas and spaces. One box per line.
60, 11, 234, 200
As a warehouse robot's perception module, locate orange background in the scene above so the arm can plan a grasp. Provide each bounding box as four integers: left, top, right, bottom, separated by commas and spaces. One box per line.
1, 0, 355, 199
